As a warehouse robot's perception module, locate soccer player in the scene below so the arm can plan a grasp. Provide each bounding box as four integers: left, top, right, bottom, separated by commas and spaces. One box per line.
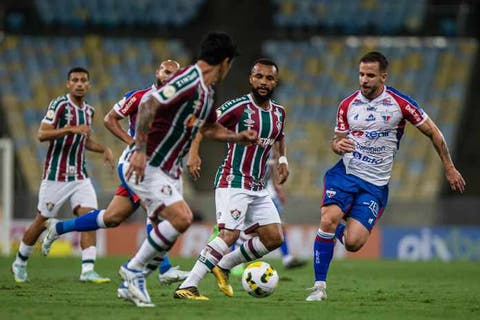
118, 31, 258, 307
41, 60, 190, 294
175, 58, 289, 300
306, 51, 466, 301
11, 67, 115, 284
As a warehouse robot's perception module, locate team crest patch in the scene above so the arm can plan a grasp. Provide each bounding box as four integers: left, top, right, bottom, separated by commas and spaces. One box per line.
226, 174, 234, 182
326, 189, 336, 198
46, 202, 55, 211
230, 209, 242, 220
162, 85, 176, 98
45, 110, 55, 121
161, 185, 173, 196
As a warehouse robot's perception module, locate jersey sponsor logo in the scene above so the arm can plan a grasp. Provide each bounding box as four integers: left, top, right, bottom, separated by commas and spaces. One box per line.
365, 130, 390, 139
230, 209, 242, 220
352, 99, 363, 106
186, 115, 204, 128
326, 189, 336, 198
357, 144, 387, 154
352, 151, 384, 164
351, 130, 364, 137
67, 165, 76, 177
365, 114, 376, 121
353, 114, 359, 121
364, 200, 379, 217
381, 98, 393, 105
123, 96, 137, 113
259, 137, 275, 147
367, 105, 376, 111
405, 104, 423, 123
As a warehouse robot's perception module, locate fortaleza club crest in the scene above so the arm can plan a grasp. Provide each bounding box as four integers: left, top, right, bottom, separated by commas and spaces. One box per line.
326, 189, 336, 198
230, 209, 242, 220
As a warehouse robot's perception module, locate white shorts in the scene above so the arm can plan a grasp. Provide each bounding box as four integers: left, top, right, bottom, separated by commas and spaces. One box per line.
215, 188, 281, 233
121, 162, 183, 218
37, 179, 98, 218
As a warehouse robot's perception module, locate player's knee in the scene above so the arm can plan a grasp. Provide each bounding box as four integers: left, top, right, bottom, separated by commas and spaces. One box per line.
171, 210, 193, 232
344, 239, 365, 252
261, 232, 284, 251
320, 215, 338, 233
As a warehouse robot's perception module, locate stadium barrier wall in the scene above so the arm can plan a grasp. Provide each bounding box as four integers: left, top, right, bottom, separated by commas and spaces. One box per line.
8, 221, 480, 261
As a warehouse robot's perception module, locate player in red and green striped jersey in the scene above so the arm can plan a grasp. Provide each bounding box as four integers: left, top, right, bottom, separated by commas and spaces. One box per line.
176, 58, 289, 300
117, 32, 258, 306
12, 67, 115, 284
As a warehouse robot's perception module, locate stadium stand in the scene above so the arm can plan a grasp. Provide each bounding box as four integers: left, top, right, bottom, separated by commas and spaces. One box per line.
0, 35, 191, 193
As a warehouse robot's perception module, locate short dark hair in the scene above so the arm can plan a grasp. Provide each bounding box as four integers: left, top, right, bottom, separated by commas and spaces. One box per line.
67, 67, 89, 80
252, 58, 279, 74
198, 32, 239, 65
360, 51, 389, 72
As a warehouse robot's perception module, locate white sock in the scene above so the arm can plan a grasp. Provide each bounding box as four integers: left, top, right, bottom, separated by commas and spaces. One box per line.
15, 241, 33, 266
96, 210, 106, 228
81, 246, 96, 273
180, 237, 229, 288
218, 236, 269, 270
128, 220, 179, 270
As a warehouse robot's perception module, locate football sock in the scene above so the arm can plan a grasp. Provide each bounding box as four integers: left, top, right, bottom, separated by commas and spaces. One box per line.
335, 221, 346, 244
56, 209, 104, 234
218, 236, 269, 270
179, 237, 229, 288
15, 241, 33, 266
81, 246, 96, 273
313, 229, 335, 281
127, 220, 179, 270
145, 223, 172, 274
280, 229, 290, 257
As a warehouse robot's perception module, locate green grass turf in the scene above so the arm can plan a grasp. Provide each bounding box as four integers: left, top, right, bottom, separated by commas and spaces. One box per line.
1, 256, 479, 320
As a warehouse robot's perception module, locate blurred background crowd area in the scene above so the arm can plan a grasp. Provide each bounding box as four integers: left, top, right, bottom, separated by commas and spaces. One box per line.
0, 0, 479, 226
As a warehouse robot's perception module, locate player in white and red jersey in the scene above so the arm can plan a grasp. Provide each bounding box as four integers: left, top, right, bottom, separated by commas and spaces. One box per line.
306, 51, 466, 302
116, 32, 258, 306
12, 67, 115, 284
176, 58, 289, 299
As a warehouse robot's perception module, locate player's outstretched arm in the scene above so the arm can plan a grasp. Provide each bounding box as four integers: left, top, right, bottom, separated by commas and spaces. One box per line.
200, 122, 258, 145
417, 118, 466, 193
37, 122, 90, 142
187, 133, 203, 180
104, 109, 134, 146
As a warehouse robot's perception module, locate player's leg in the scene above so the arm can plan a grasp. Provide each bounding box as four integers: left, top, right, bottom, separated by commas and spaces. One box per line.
12, 211, 47, 283
69, 179, 110, 283
12, 180, 68, 283
175, 188, 246, 299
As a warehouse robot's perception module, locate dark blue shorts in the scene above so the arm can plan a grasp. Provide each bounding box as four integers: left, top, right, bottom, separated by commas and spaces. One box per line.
322, 160, 389, 231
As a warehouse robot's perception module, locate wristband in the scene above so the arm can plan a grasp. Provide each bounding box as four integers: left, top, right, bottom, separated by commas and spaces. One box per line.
278, 156, 288, 165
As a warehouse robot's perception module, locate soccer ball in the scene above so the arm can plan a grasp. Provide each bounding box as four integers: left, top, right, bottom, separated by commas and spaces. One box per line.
241, 261, 279, 298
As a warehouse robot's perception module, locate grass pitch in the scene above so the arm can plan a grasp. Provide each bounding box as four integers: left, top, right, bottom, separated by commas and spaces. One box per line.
1, 256, 479, 320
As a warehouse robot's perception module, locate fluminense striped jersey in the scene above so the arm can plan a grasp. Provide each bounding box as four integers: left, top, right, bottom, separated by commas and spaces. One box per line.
214, 94, 286, 191
41, 94, 95, 181
146, 64, 216, 178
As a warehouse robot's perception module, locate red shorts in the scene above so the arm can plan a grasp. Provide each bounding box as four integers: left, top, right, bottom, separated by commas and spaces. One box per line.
115, 185, 140, 204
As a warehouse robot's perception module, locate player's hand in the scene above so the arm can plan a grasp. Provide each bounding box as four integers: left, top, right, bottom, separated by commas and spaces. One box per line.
277, 163, 289, 185
445, 165, 466, 193
67, 125, 91, 137
335, 138, 355, 154
126, 150, 147, 184
237, 130, 259, 146
187, 152, 202, 181
103, 147, 115, 171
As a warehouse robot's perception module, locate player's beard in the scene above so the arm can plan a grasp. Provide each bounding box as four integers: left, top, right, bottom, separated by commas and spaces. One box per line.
251, 86, 273, 104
